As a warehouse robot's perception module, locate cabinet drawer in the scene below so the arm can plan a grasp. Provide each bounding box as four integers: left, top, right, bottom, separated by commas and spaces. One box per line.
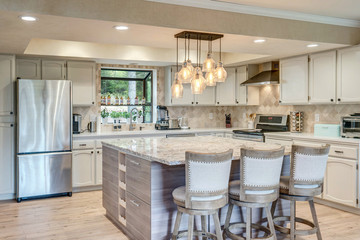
126, 155, 151, 203
329, 145, 358, 160
73, 140, 95, 150
126, 192, 151, 240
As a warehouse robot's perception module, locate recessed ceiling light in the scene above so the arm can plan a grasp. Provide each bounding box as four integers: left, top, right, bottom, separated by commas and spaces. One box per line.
254, 39, 266, 43
307, 43, 319, 48
113, 25, 129, 31
20, 16, 37, 22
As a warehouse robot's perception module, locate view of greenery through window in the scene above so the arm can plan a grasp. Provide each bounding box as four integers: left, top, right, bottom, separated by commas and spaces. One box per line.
100, 68, 153, 123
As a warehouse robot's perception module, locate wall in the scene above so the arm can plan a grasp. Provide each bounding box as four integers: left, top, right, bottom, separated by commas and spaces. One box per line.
76, 64, 360, 133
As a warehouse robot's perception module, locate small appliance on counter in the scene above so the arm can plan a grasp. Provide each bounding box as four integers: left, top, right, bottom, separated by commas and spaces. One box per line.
168, 118, 180, 129
87, 115, 97, 133
341, 114, 360, 138
155, 106, 169, 130
314, 124, 340, 138
73, 113, 82, 134
290, 111, 304, 132
232, 114, 289, 142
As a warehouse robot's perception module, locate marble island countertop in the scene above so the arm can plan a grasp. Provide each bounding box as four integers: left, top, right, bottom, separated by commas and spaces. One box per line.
102, 136, 285, 166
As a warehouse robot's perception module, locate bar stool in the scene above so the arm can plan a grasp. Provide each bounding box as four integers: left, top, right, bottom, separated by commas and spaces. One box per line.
271, 144, 330, 240
223, 147, 285, 240
171, 150, 233, 240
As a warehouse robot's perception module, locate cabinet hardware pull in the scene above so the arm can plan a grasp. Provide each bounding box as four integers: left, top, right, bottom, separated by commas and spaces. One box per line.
10, 112, 13, 115
79, 144, 87, 146
92, 102, 95, 104
97, 151, 100, 154
196, 102, 198, 104
91, 151, 94, 154
330, 99, 334, 102
279, 100, 282, 103
338, 98, 341, 102
10, 124, 14, 127
191, 102, 194, 104
217, 102, 220, 104
130, 160, 140, 166
130, 199, 139, 207
334, 150, 344, 154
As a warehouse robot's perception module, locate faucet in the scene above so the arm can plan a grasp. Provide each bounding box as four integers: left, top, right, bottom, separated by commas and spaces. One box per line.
129, 108, 139, 131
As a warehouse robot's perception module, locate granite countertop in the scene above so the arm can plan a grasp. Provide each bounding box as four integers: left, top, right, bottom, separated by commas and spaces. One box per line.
102, 136, 285, 166
73, 128, 239, 140
264, 132, 360, 144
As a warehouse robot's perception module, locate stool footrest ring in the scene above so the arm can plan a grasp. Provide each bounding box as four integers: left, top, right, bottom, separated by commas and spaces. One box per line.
175, 229, 217, 239
224, 222, 274, 240
273, 216, 318, 236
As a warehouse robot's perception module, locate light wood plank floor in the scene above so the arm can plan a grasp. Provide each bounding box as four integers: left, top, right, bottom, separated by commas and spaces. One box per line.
0, 191, 360, 240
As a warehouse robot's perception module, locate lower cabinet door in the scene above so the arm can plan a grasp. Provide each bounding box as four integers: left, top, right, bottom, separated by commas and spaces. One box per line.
126, 192, 151, 240
72, 150, 95, 187
0, 123, 15, 198
96, 149, 102, 185
323, 157, 357, 207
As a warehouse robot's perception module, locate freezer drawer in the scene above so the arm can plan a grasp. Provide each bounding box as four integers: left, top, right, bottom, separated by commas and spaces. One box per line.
17, 152, 72, 199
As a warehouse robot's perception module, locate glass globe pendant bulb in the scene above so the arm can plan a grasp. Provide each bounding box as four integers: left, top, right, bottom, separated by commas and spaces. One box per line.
202, 53, 216, 73
215, 61, 227, 82
178, 61, 192, 83
186, 59, 195, 77
205, 71, 217, 86
191, 67, 206, 94
171, 72, 183, 98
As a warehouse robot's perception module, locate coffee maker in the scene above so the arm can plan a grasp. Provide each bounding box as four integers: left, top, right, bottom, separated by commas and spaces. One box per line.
155, 106, 169, 130
73, 113, 82, 134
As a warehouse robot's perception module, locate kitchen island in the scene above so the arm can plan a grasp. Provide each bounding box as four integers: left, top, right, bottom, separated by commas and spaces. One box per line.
102, 136, 290, 240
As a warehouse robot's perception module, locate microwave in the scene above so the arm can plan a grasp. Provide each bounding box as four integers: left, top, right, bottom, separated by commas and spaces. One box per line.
341, 116, 360, 138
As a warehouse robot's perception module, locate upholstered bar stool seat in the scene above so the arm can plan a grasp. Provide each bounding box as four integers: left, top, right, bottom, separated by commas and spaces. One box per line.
272, 144, 330, 240
171, 150, 233, 240
223, 147, 285, 240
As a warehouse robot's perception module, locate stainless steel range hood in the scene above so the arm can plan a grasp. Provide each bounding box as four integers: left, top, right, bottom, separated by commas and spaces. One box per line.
241, 61, 279, 86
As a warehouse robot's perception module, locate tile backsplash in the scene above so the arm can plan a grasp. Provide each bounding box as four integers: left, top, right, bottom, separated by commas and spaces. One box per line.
75, 65, 359, 133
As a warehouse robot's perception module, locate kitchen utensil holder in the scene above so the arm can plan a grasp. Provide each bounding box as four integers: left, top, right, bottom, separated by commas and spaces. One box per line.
290, 111, 304, 133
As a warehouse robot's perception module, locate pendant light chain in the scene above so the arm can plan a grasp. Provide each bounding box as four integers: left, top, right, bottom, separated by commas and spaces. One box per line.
184, 36, 187, 62
176, 37, 179, 72
220, 38, 222, 62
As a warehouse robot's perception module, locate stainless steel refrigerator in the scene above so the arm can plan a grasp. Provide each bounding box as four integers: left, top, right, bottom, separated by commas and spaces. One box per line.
16, 79, 72, 202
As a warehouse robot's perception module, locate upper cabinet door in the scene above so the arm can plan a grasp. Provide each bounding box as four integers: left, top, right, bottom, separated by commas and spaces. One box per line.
337, 46, 360, 103
0, 55, 15, 117
309, 51, 336, 104
42, 60, 66, 80
16, 58, 41, 79
280, 56, 309, 104
235, 66, 247, 105
195, 86, 215, 105
216, 68, 236, 106
67, 61, 96, 106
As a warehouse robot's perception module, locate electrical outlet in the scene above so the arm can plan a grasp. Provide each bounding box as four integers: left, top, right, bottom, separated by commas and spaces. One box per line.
209, 113, 214, 120
315, 114, 320, 122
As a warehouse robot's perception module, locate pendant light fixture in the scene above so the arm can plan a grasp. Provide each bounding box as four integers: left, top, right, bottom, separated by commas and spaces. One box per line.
214, 38, 227, 82
173, 31, 226, 97
171, 37, 183, 98
202, 39, 216, 73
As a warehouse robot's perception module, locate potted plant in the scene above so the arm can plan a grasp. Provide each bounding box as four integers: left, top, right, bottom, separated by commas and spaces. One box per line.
123, 112, 130, 124
101, 108, 110, 124
110, 111, 119, 124
137, 110, 143, 123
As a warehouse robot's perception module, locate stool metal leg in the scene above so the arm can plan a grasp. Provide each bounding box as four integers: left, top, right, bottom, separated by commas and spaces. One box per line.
201, 215, 207, 240
265, 204, 277, 240
212, 211, 223, 240
224, 202, 234, 229
290, 200, 296, 240
172, 210, 183, 240
309, 200, 322, 240
188, 215, 194, 240
271, 199, 278, 217
246, 207, 252, 240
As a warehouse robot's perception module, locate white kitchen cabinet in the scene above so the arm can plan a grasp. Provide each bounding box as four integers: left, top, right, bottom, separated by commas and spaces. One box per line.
95, 149, 103, 185
309, 51, 337, 104
195, 86, 215, 105
67, 61, 96, 106
72, 150, 95, 187
16, 58, 41, 79
0, 55, 15, 116
323, 157, 358, 207
280, 56, 308, 104
235, 65, 259, 106
0, 123, 15, 199
337, 46, 360, 103
216, 68, 236, 106
42, 60, 66, 80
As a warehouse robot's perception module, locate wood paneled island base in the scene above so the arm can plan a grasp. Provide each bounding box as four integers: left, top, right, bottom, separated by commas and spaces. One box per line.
101, 137, 290, 240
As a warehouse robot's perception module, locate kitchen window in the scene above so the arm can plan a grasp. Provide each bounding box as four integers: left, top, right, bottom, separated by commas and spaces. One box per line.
100, 68, 153, 123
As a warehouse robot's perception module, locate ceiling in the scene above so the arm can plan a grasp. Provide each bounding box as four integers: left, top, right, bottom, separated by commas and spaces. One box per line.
0, 7, 349, 66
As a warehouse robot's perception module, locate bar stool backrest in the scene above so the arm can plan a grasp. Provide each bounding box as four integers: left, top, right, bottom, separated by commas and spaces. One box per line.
239, 147, 285, 203
289, 144, 330, 196
185, 150, 233, 209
